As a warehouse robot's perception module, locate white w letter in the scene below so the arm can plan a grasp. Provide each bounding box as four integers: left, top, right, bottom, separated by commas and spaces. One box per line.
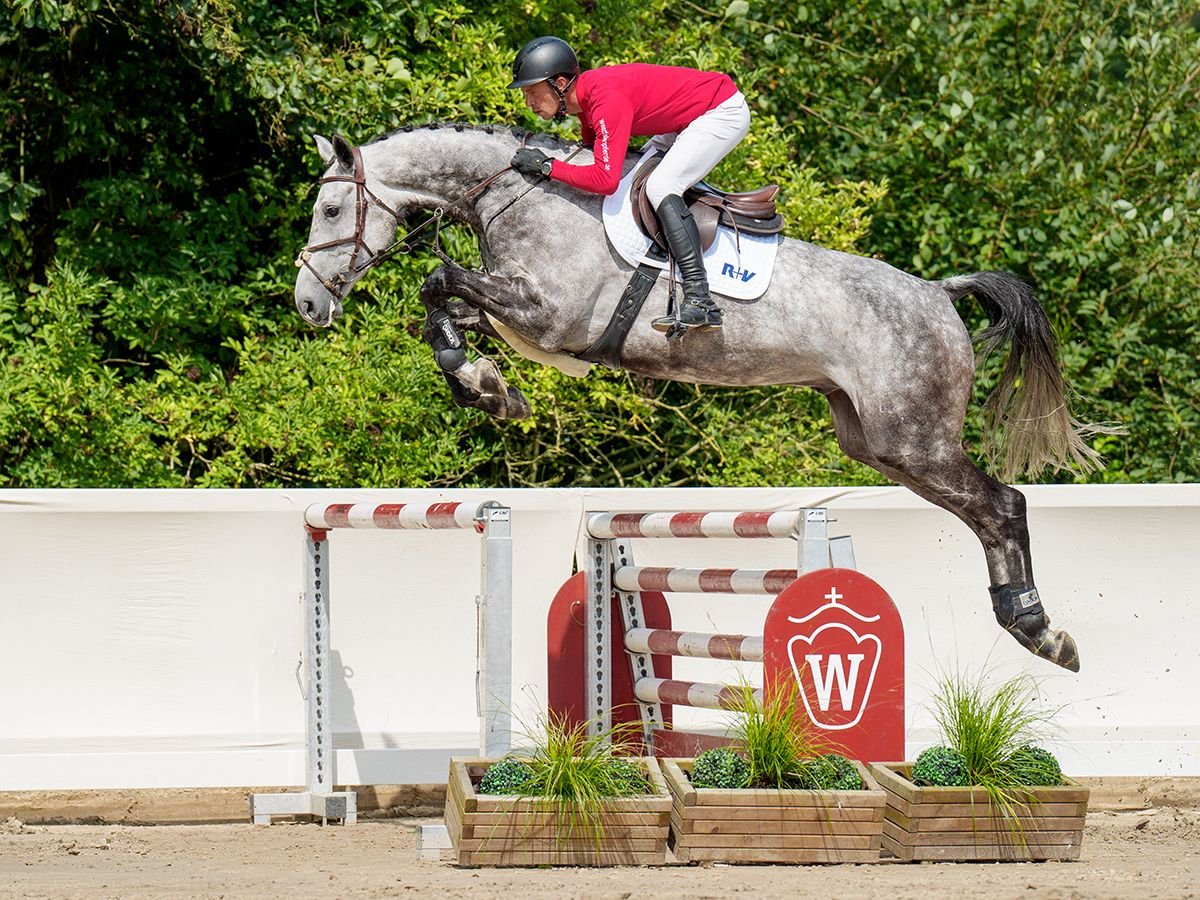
804, 654, 865, 711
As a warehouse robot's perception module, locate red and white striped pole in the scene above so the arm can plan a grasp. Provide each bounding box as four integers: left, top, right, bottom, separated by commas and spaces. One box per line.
588, 510, 800, 540
625, 627, 763, 662
633, 677, 761, 712
613, 566, 798, 595
305, 501, 487, 533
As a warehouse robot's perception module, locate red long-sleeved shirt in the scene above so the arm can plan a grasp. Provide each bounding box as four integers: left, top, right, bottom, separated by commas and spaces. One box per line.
548, 63, 738, 195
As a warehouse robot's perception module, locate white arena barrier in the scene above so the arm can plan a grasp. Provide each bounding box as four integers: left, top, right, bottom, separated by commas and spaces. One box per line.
0, 485, 1196, 796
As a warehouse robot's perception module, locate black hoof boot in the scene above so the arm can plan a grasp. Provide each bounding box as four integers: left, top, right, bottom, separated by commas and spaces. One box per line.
991, 584, 1080, 672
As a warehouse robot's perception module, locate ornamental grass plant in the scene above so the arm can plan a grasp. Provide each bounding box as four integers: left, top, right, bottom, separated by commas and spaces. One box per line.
516, 712, 651, 802
921, 668, 1067, 836
690, 679, 863, 791
729, 680, 826, 788
473, 711, 657, 849
928, 669, 1064, 787
479, 711, 651, 801
447, 710, 672, 865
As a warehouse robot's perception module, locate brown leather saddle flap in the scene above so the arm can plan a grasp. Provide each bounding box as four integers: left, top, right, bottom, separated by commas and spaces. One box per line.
631, 160, 665, 247
690, 190, 778, 220
629, 155, 783, 253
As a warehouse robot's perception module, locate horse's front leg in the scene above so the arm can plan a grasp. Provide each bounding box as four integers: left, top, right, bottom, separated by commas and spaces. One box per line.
443, 300, 501, 339
420, 264, 533, 420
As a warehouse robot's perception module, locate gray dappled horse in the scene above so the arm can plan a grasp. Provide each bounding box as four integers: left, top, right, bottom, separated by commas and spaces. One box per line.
294, 124, 1106, 672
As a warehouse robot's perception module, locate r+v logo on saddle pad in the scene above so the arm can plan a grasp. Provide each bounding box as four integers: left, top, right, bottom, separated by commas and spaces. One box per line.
722, 263, 757, 283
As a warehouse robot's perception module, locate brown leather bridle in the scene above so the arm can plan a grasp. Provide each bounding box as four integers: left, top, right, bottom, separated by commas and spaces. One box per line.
294, 146, 406, 301
295, 142, 519, 302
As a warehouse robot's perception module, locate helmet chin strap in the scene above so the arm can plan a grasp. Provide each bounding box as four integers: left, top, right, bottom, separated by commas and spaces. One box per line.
549, 75, 577, 122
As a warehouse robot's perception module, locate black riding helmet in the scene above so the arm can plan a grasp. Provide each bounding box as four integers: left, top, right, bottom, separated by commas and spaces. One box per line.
507, 36, 579, 89
509, 36, 579, 121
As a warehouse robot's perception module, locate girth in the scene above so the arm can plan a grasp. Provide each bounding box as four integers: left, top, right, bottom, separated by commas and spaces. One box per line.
578, 259, 661, 369
630, 155, 785, 253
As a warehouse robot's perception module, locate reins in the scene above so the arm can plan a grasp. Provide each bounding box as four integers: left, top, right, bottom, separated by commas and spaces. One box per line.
483, 140, 584, 234
295, 145, 510, 300
296, 138, 582, 300
373, 163, 513, 269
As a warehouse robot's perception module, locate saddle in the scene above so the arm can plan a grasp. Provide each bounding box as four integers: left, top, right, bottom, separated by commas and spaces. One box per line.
630, 155, 785, 253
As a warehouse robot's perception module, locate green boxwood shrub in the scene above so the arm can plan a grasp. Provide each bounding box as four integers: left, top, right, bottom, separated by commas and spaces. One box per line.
478, 758, 533, 794
690, 747, 751, 789
912, 745, 971, 787
604, 757, 650, 795
1006, 745, 1064, 787
797, 753, 864, 790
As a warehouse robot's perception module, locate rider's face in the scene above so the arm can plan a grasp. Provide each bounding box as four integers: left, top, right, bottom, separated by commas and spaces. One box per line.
521, 79, 561, 120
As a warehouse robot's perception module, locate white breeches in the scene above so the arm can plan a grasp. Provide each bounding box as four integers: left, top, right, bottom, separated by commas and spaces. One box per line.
643, 91, 751, 210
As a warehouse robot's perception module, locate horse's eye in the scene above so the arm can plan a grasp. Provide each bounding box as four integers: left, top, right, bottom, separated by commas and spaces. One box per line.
324, 205, 340, 218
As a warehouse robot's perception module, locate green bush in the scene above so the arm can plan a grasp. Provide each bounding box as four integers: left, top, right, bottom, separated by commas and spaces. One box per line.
797, 753, 864, 791
604, 758, 650, 795
477, 758, 534, 795
1006, 745, 1064, 788
912, 745, 971, 787
2, 1, 1195, 487
689, 747, 751, 790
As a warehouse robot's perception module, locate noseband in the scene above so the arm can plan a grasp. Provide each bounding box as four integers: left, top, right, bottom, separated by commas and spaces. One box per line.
295, 142, 520, 303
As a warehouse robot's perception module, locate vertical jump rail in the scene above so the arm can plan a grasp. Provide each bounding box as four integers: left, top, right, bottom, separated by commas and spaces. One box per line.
585, 508, 854, 750
251, 499, 512, 825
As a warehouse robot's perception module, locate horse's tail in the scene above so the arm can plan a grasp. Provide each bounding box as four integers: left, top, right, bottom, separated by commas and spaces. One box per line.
941, 271, 1108, 482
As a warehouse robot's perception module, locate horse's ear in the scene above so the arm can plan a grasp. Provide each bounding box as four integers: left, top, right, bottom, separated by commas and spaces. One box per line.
332, 134, 355, 170
314, 135, 335, 167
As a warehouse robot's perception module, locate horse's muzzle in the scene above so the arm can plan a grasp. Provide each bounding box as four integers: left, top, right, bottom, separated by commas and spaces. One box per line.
295, 293, 342, 328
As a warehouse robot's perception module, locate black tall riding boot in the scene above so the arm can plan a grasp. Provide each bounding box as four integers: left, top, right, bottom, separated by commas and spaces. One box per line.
650, 194, 723, 333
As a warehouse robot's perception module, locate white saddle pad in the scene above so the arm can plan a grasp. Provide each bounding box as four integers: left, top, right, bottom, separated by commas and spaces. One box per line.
601, 151, 780, 301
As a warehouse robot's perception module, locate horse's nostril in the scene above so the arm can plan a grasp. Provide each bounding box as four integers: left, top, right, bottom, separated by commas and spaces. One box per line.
302, 300, 314, 315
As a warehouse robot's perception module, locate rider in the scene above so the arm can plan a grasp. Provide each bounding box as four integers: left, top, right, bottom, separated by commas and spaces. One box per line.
507, 36, 750, 335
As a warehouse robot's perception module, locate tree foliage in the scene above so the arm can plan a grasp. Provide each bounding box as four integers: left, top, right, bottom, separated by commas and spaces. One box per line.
1, 1, 1196, 487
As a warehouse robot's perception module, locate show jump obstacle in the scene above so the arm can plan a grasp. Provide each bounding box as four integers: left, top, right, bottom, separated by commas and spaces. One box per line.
251, 500, 513, 825
548, 508, 904, 762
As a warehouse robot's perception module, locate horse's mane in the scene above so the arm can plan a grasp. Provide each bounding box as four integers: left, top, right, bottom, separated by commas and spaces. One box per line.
364, 121, 633, 156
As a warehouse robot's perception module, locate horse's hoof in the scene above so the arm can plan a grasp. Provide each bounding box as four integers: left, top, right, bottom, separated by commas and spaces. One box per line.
1006, 613, 1080, 672
441, 372, 481, 408
504, 387, 531, 419
469, 387, 531, 420
473, 393, 510, 418
474, 357, 507, 395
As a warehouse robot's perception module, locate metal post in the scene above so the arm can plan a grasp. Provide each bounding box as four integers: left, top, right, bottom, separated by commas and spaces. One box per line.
304, 528, 334, 796
611, 538, 662, 750
797, 508, 856, 572
250, 528, 356, 825
800, 508, 830, 573
585, 536, 613, 738
830, 534, 857, 569
477, 503, 512, 757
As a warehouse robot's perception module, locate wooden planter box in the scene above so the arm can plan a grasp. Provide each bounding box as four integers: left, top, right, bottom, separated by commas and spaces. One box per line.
869, 762, 1089, 861
444, 757, 672, 867
663, 758, 886, 864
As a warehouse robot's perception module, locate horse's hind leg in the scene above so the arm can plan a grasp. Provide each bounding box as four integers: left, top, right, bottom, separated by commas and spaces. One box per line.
420, 264, 531, 419
826, 389, 1079, 672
